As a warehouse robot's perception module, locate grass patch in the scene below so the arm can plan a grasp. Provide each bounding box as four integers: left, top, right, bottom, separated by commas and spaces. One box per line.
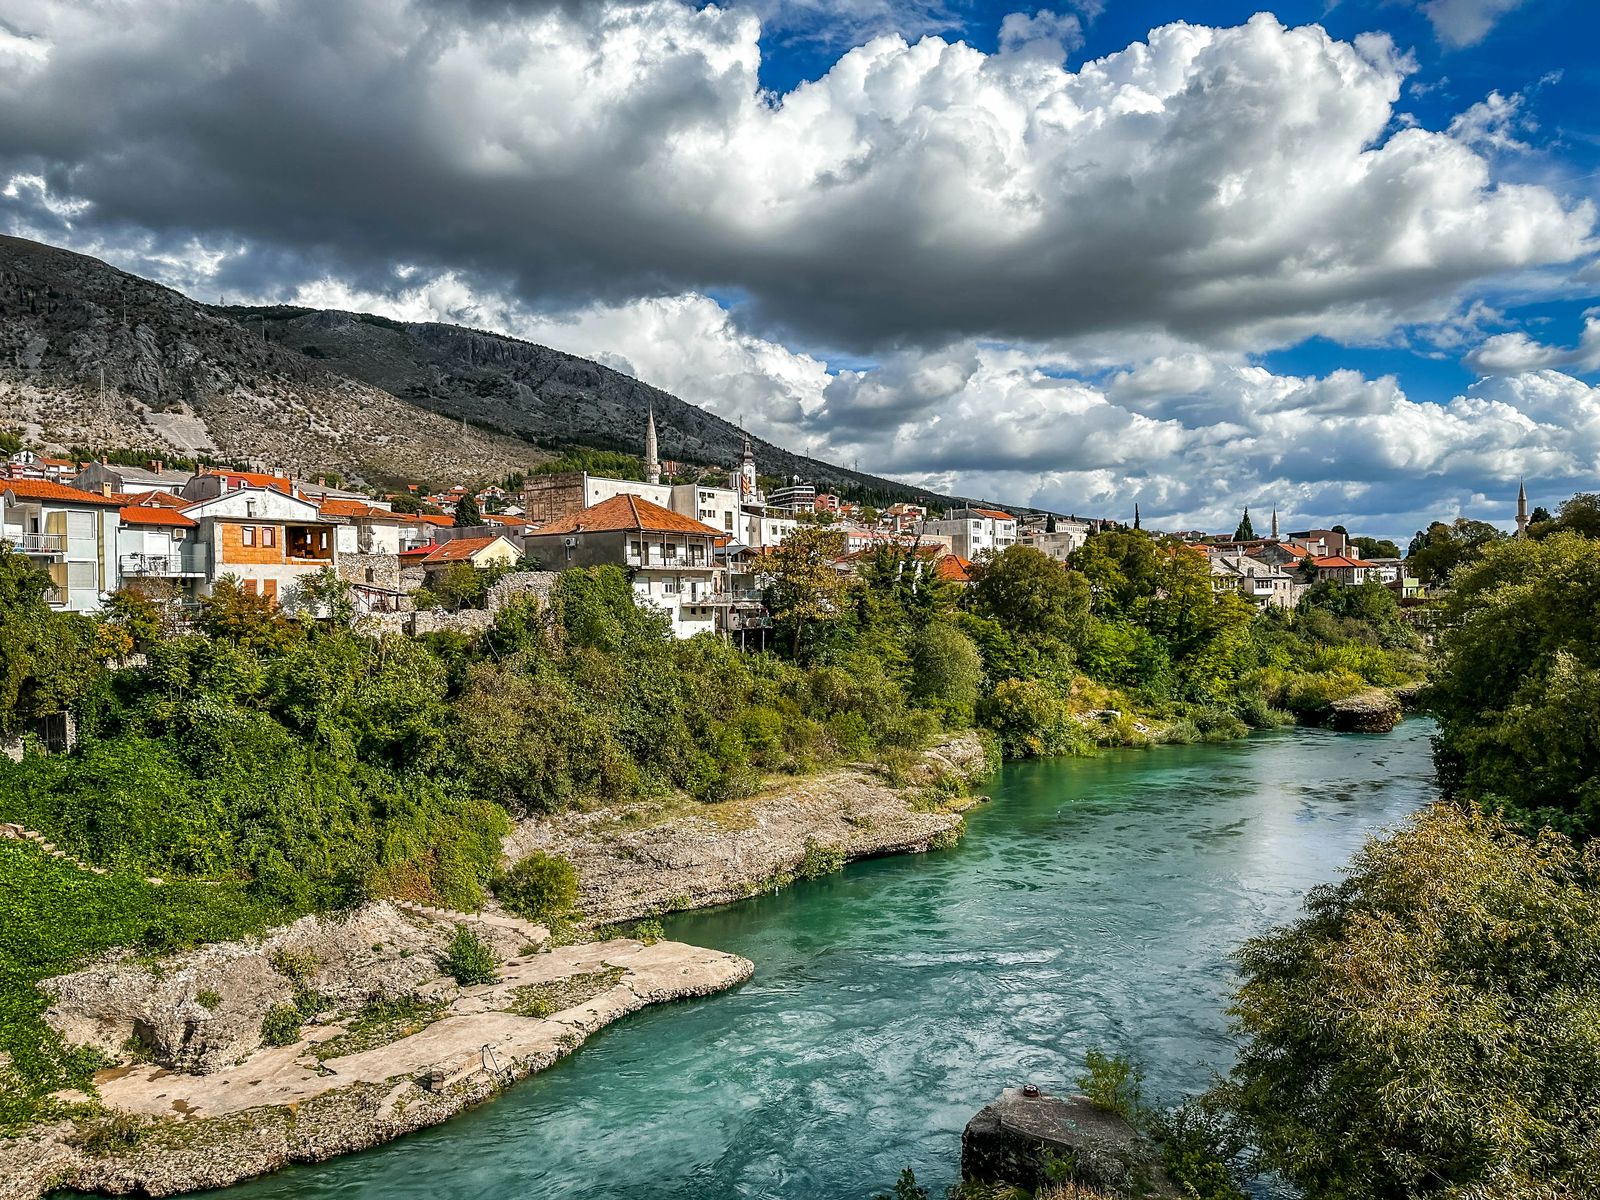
594, 918, 665, 945
0, 840, 284, 1134
313, 994, 449, 1061
508, 967, 625, 1019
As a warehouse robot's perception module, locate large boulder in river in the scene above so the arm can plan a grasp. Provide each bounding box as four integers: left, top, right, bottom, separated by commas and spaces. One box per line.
1328, 688, 1402, 733
961, 1088, 1180, 1198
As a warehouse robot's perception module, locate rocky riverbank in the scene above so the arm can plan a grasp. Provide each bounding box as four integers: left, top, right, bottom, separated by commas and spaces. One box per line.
505, 732, 994, 927
2, 734, 992, 1200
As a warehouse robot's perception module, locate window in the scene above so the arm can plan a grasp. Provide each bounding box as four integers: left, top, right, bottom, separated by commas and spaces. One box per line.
724, 513, 734, 530
663, 578, 680, 594
242, 525, 255, 546
630, 540, 642, 560
262, 526, 276, 547
664, 542, 678, 561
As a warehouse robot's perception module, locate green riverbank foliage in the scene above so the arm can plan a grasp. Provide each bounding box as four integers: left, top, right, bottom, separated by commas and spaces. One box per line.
0, 531, 1419, 1132
1217, 803, 1600, 1198
1431, 530, 1600, 840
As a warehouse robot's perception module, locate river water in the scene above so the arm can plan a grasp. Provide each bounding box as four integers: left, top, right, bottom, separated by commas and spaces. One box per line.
207, 721, 1437, 1200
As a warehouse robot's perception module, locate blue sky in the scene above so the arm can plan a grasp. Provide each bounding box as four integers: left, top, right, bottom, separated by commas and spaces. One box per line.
2, 0, 1599, 540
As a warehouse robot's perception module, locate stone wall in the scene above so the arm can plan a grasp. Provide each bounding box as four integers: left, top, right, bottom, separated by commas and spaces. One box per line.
336, 553, 402, 592
486, 570, 557, 611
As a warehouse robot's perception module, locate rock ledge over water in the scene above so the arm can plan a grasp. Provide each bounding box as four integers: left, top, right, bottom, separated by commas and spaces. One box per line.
962, 1087, 1180, 1198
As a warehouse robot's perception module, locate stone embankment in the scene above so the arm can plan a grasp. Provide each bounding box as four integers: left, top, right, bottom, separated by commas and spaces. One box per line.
505, 732, 994, 927
4, 900, 749, 1200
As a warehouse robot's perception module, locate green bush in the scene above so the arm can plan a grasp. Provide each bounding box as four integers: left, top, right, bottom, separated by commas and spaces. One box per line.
1076, 1049, 1143, 1120
439, 925, 499, 986
260, 1004, 303, 1047
493, 852, 579, 924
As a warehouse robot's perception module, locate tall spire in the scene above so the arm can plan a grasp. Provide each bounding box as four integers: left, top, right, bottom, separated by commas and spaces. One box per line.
1270, 507, 1279, 540
740, 429, 757, 499
1516, 478, 1529, 538
644, 407, 660, 486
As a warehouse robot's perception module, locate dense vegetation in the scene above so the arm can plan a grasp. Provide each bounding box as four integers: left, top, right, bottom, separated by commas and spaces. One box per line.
1214, 803, 1600, 1198
0, 527, 1422, 1133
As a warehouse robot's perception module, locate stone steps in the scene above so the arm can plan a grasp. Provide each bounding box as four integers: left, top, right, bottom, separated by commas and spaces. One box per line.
3, 822, 130, 877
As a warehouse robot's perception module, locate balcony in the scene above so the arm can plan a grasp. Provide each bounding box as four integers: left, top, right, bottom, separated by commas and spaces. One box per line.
625, 551, 714, 570
6, 531, 65, 556
119, 549, 209, 578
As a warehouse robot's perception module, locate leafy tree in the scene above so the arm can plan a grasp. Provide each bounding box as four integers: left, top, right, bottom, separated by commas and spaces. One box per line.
765, 527, 848, 659
453, 492, 484, 527
1531, 492, 1600, 541
0, 549, 102, 737
969, 546, 1090, 659
1349, 536, 1400, 559
1405, 518, 1504, 588
1431, 532, 1600, 837
1233, 509, 1255, 541
1221, 803, 1600, 1198
432, 562, 488, 611
386, 492, 423, 514
439, 925, 499, 985
199, 576, 301, 651
1529, 504, 1553, 525
908, 623, 983, 724
284, 566, 355, 626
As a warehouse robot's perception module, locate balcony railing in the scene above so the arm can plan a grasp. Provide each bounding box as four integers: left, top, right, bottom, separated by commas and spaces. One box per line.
625, 551, 714, 569
8, 532, 65, 555
119, 549, 208, 578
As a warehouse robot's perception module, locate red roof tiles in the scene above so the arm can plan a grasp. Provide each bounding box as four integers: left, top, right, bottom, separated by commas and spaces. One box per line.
120, 505, 196, 528
2, 479, 125, 506
423, 535, 515, 562
531, 493, 721, 537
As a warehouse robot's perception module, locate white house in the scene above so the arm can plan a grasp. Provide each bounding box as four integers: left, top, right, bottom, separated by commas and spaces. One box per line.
181, 486, 337, 605
116, 502, 207, 598
921, 507, 1019, 560
0, 479, 123, 611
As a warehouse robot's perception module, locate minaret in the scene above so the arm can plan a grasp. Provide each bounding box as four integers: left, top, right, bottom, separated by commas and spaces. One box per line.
740, 430, 757, 500
644, 408, 660, 486
1270, 507, 1279, 540
1516, 479, 1529, 538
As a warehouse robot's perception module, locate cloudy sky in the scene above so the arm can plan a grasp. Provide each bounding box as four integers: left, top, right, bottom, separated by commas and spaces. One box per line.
3, 0, 1597, 538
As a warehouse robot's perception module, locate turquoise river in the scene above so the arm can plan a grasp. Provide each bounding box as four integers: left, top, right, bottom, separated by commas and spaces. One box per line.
206, 720, 1438, 1200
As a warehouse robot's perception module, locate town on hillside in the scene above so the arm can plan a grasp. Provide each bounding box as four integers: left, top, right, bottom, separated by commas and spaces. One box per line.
2, 413, 1519, 646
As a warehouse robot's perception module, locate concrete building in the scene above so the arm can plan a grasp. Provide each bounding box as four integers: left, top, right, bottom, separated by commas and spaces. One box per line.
921, 507, 1018, 560
181, 486, 336, 604
770, 478, 817, 513
523, 493, 726, 638
74, 460, 194, 497
1209, 552, 1303, 608
1022, 522, 1091, 564
116, 502, 207, 599
0, 479, 123, 611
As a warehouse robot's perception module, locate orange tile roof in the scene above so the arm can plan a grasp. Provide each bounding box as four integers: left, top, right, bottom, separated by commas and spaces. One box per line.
531, 493, 721, 537
120, 504, 197, 528
418, 514, 454, 526
423, 535, 514, 562
2, 478, 125, 506
1309, 555, 1374, 569
318, 497, 412, 522
203, 468, 293, 493
972, 507, 1016, 522
125, 489, 190, 508
935, 554, 974, 582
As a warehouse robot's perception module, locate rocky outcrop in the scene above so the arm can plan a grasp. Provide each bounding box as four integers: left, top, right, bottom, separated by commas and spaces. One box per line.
505, 733, 994, 927
7, 928, 750, 1200
962, 1088, 1180, 1199
40, 902, 542, 1075
1328, 688, 1403, 733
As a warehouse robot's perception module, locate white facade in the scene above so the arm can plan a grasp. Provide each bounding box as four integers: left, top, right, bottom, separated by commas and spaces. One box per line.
0, 488, 121, 612
1022, 524, 1090, 564
744, 509, 798, 549
183, 487, 336, 601
921, 509, 1018, 560
673, 483, 741, 538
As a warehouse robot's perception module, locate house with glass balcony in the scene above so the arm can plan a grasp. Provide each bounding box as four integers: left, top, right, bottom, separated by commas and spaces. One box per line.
0, 479, 123, 611
116, 501, 208, 598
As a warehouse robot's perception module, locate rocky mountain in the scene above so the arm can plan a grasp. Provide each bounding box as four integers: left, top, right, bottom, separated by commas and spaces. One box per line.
0, 235, 545, 484
227, 305, 952, 506
0, 234, 955, 506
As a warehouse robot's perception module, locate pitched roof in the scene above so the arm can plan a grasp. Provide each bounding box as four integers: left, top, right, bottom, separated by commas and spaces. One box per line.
418, 514, 454, 526
120, 504, 197, 528
530, 493, 721, 537
1309, 555, 1375, 569
971, 507, 1015, 522
125, 489, 190, 508
203, 468, 293, 493
935, 554, 974, 583
1, 478, 125, 507
317, 497, 411, 522
423, 535, 516, 562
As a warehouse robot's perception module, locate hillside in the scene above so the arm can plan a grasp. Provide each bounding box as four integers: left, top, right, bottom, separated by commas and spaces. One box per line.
0, 235, 543, 484
223, 305, 953, 506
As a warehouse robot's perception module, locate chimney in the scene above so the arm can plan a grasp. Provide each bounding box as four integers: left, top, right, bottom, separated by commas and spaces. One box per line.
102, 483, 112, 497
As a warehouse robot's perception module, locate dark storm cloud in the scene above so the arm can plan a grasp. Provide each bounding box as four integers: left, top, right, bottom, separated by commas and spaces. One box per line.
0, 2, 1591, 356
